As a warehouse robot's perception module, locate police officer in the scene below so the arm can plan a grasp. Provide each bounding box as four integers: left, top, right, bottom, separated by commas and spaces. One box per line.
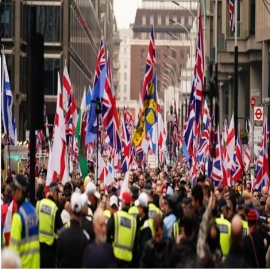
36, 182, 63, 268
236, 197, 249, 236
143, 182, 162, 218
135, 192, 152, 263
9, 175, 40, 268
216, 197, 231, 260
104, 195, 119, 222
129, 186, 139, 219
107, 191, 137, 268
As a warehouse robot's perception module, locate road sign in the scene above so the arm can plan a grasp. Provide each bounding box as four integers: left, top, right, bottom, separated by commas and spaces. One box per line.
254, 106, 263, 122
250, 97, 255, 108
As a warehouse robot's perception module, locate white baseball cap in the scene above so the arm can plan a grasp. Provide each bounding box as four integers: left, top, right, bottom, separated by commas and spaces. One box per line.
71, 193, 83, 213
110, 195, 119, 207
85, 182, 100, 199
135, 192, 148, 207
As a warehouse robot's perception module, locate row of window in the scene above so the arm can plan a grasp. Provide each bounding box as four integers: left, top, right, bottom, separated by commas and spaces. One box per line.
138, 32, 189, 40
142, 15, 193, 27
141, 48, 189, 58
140, 63, 183, 75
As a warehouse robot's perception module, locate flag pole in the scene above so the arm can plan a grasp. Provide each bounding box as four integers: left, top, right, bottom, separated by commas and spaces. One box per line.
234, 0, 238, 141
156, 70, 159, 167
95, 98, 102, 186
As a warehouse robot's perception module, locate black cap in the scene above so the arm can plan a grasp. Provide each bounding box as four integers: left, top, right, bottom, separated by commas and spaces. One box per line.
181, 197, 191, 205
217, 197, 227, 208
131, 186, 139, 197
49, 182, 59, 192
142, 183, 152, 194
14, 175, 28, 191
237, 196, 245, 206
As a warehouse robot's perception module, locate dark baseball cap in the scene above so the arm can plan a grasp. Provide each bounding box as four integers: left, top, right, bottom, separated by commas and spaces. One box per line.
49, 182, 60, 192
217, 197, 227, 208
142, 183, 152, 194
237, 196, 245, 206
131, 186, 139, 197
14, 175, 28, 191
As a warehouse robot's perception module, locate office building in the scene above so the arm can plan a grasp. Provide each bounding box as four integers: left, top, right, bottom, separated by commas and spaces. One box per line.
0, 0, 114, 140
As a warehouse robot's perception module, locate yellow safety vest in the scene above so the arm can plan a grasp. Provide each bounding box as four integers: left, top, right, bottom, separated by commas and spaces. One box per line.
128, 206, 139, 219
242, 220, 249, 236
104, 210, 111, 222
173, 219, 180, 239
148, 203, 162, 219
113, 210, 137, 262
215, 217, 231, 260
142, 219, 154, 236
9, 202, 40, 268
36, 198, 57, 246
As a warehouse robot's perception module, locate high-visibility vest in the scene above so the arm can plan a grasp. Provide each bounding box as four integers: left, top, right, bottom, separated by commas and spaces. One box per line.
242, 220, 249, 236
128, 206, 139, 219
36, 198, 57, 246
215, 217, 231, 260
148, 203, 162, 219
173, 219, 180, 239
104, 210, 111, 222
142, 219, 154, 236
113, 210, 137, 262
9, 202, 40, 268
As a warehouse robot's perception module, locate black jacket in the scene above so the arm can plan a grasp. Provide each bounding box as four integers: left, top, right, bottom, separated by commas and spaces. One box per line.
140, 238, 174, 268
82, 242, 116, 268
220, 243, 251, 268
243, 231, 266, 268
57, 220, 88, 268
168, 237, 197, 268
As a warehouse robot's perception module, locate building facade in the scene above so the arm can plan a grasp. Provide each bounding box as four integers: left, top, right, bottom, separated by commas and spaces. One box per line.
118, 27, 133, 102
207, 0, 270, 127
1, 0, 114, 140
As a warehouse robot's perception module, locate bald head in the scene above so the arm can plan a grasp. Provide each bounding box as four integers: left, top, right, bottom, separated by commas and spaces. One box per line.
231, 214, 243, 246
93, 208, 107, 244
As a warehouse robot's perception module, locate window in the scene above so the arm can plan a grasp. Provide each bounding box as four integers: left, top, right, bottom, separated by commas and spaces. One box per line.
150, 15, 154, 25
180, 50, 184, 59
4, 54, 13, 91
140, 63, 145, 74
1, 0, 13, 38
166, 16, 169, 25
249, 0, 255, 35
158, 16, 162, 25
141, 32, 147, 39
124, 36, 127, 43
173, 16, 177, 23
124, 73, 127, 81
142, 15, 146, 25
156, 50, 160, 58
164, 49, 168, 56
157, 80, 161, 91
124, 85, 127, 93
124, 97, 127, 101
44, 58, 60, 95
188, 16, 192, 26
181, 17, 185, 25
124, 47, 126, 53
172, 50, 176, 58
141, 49, 145, 58
157, 32, 162, 39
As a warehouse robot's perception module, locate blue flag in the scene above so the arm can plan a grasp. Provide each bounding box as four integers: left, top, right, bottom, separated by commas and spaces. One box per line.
85, 67, 106, 145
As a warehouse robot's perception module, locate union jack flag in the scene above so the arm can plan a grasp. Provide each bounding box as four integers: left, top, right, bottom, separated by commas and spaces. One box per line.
231, 125, 244, 181
253, 118, 269, 192
229, 0, 235, 32
141, 25, 156, 102
102, 51, 121, 153
94, 38, 106, 87
65, 90, 77, 142
121, 112, 131, 173
212, 126, 223, 183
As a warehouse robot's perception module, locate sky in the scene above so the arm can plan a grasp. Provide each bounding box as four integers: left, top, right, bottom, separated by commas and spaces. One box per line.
114, 0, 142, 29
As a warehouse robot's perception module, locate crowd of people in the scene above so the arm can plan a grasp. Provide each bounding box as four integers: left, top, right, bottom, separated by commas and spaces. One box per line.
1, 160, 270, 268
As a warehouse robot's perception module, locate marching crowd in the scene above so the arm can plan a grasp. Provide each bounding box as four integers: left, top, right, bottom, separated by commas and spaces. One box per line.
1, 160, 270, 268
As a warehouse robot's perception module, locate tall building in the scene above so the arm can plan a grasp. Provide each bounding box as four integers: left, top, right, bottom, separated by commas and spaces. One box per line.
0, 0, 114, 140
118, 26, 133, 102
131, 0, 197, 126
208, 0, 270, 127
113, 18, 121, 100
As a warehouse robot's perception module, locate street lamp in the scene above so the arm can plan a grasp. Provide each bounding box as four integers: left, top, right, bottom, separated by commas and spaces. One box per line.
167, 32, 185, 46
